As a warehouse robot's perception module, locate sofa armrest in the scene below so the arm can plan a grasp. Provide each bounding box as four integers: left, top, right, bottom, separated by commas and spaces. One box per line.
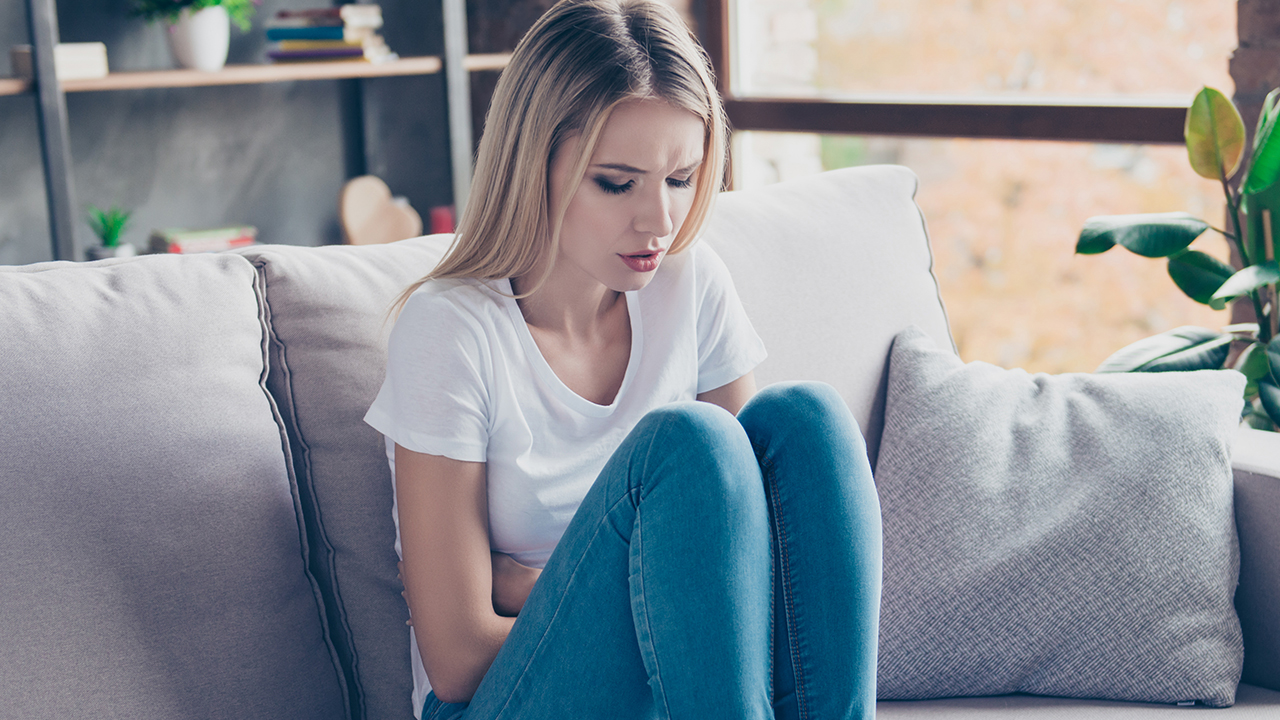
1233, 427, 1280, 691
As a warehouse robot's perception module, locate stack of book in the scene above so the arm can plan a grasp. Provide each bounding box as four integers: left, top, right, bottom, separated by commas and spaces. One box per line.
264, 5, 395, 64
148, 226, 257, 254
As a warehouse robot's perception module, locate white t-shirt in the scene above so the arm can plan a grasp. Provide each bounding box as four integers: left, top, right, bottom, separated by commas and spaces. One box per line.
363, 242, 766, 715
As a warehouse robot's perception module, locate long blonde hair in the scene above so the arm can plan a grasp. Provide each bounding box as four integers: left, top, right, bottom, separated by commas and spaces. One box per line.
392, 0, 727, 312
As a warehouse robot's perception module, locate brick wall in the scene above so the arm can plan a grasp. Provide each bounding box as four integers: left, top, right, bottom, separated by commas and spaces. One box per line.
1233, 0, 1280, 133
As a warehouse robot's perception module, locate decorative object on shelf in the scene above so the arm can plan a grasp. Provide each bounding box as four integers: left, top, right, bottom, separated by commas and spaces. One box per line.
86, 205, 137, 260
10, 42, 109, 81
1075, 86, 1280, 431
339, 176, 421, 245
131, 0, 259, 71
148, 225, 258, 254
266, 5, 395, 64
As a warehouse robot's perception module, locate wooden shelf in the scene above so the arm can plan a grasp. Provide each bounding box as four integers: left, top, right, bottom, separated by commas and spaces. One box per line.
0, 54, 510, 96
0, 77, 31, 96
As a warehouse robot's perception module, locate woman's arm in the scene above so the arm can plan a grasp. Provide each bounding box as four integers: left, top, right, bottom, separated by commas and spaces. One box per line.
697, 371, 757, 416
395, 443, 518, 704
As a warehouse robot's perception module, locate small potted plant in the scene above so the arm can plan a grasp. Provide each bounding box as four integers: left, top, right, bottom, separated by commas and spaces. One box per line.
86, 205, 137, 261
131, 0, 259, 72
1075, 86, 1280, 431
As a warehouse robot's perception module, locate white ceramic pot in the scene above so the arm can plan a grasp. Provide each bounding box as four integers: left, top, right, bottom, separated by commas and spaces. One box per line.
167, 6, 230, 72
86, 243, 137, 261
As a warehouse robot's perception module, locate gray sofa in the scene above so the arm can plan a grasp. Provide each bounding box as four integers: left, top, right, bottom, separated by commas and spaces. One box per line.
2, 165, 1277, 719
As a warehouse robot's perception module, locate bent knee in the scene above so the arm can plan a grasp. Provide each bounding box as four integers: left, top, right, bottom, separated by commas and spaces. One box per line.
748, 381, 853, 426
740, 382, 866, 452
635, 401, 742, 445
630, 401, 758, 491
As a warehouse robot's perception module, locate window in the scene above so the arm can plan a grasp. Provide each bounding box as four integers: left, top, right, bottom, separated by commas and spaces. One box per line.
706, 0, 1240, 373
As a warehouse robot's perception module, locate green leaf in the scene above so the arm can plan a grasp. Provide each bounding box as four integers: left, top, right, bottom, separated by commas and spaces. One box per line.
1269, 335, 1280, 382
1077, 213, 1209, 258
1244, 182, 1280, 268
1210, 261, 1280, 303
1167, 250, 1235, 304
1095, 326, 1232, 373
1074, 229, 1114, 255
1260, 379, 1280, 425
1186, 87, 1246, 180
1237, 342, 1273, 381
1243, 88, 1280, 194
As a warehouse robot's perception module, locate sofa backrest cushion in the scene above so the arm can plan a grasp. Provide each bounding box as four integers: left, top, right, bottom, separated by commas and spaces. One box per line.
236, 238, 451, 720
0, 255, 347, 719
702, 165, 953, 466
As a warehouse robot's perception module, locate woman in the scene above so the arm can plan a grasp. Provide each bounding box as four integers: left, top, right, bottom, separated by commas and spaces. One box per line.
363, 1, 882, 718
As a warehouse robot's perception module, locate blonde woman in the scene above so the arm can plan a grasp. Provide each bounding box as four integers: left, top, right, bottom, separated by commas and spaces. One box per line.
363, 1, 881, 718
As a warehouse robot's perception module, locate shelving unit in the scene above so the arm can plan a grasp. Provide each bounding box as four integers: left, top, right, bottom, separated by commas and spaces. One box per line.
0, 54, 510, 96
18, 0, 505, 261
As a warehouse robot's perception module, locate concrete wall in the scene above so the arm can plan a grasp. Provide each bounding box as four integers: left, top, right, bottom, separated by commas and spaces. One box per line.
0, 0, 453, 265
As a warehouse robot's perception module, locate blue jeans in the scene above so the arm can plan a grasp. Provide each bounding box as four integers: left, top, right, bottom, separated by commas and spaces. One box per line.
422, 382, 882, 720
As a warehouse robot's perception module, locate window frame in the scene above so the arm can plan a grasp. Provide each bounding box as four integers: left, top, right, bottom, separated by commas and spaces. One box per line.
701, 0, 1188, 145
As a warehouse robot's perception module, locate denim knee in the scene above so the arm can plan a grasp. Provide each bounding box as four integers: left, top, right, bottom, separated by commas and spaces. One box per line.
628, 401, 760, 498
743, 381, 861, 435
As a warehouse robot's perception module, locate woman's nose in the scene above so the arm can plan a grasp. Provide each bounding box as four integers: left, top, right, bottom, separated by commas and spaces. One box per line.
633, 185, 674, 237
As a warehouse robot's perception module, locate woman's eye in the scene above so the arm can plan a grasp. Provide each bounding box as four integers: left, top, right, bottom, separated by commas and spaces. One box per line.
595, 178, 633, 195
667, 176, 694, 190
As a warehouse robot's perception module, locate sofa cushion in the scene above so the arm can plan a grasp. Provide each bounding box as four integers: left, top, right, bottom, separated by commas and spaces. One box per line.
876, 683, 1280, 719
874, 326, 1245, 706
0, 254, 346, 719
702, 165, 953, 468
236, 237, 451, 720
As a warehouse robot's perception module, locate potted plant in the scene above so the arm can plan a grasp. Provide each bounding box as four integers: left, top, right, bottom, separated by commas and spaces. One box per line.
1075, 87, 1280, 431
131, 0, 259, 71
86, 205, 137, 261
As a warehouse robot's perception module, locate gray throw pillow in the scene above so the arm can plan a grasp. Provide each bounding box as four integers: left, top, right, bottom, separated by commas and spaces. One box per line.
874, 326, 1246, 707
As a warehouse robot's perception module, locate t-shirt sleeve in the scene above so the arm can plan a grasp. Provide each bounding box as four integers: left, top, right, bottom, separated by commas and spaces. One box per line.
694, 243, 768, 394
363, 287, 491, 462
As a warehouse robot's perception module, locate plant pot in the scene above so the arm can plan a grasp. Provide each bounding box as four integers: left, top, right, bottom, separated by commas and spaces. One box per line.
86, 243, 137, 261
167, 6, 230, 72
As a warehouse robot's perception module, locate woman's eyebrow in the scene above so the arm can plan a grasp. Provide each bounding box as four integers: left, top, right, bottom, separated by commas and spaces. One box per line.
591, 161, 704, 174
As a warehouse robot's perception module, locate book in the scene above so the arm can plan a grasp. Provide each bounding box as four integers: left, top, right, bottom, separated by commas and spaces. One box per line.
269, 5, 383, 28
265, 17, 344, 29
268, 46, 395, 63
271, 37, 388, 52
265, 26, 378, 42
10, 42, 108, 81
148, 226, 257, 254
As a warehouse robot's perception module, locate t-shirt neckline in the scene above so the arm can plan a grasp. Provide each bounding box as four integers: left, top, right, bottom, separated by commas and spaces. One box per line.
498, 278, 644, 417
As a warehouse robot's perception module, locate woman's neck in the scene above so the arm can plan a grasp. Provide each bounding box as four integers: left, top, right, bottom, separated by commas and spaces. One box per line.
512, 267, 625, 340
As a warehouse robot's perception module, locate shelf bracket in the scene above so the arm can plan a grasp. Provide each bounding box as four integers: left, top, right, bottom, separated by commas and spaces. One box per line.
26, 0, 79, 261
441, 0, 474, 217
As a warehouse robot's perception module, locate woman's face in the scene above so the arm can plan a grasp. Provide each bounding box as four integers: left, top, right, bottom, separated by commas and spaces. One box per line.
548, 98, 706, 294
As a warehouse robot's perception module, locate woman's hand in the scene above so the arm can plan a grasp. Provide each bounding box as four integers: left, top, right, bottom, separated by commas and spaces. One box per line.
490, 552, 542, 617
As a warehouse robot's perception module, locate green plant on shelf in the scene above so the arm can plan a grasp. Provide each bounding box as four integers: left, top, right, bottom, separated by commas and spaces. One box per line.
131, 0, 260, 33
87, 205, 131, 248
1075, 86, 1280, 431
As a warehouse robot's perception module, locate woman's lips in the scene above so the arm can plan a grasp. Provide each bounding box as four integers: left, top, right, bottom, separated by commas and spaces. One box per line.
619, 250, 664, 273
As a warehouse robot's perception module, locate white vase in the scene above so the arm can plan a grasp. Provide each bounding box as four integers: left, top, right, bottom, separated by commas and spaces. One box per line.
167, 6, 230, 72
86, 243, 137, 261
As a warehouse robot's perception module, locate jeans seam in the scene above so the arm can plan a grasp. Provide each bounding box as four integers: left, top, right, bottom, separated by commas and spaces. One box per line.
761, 450, 808, 720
